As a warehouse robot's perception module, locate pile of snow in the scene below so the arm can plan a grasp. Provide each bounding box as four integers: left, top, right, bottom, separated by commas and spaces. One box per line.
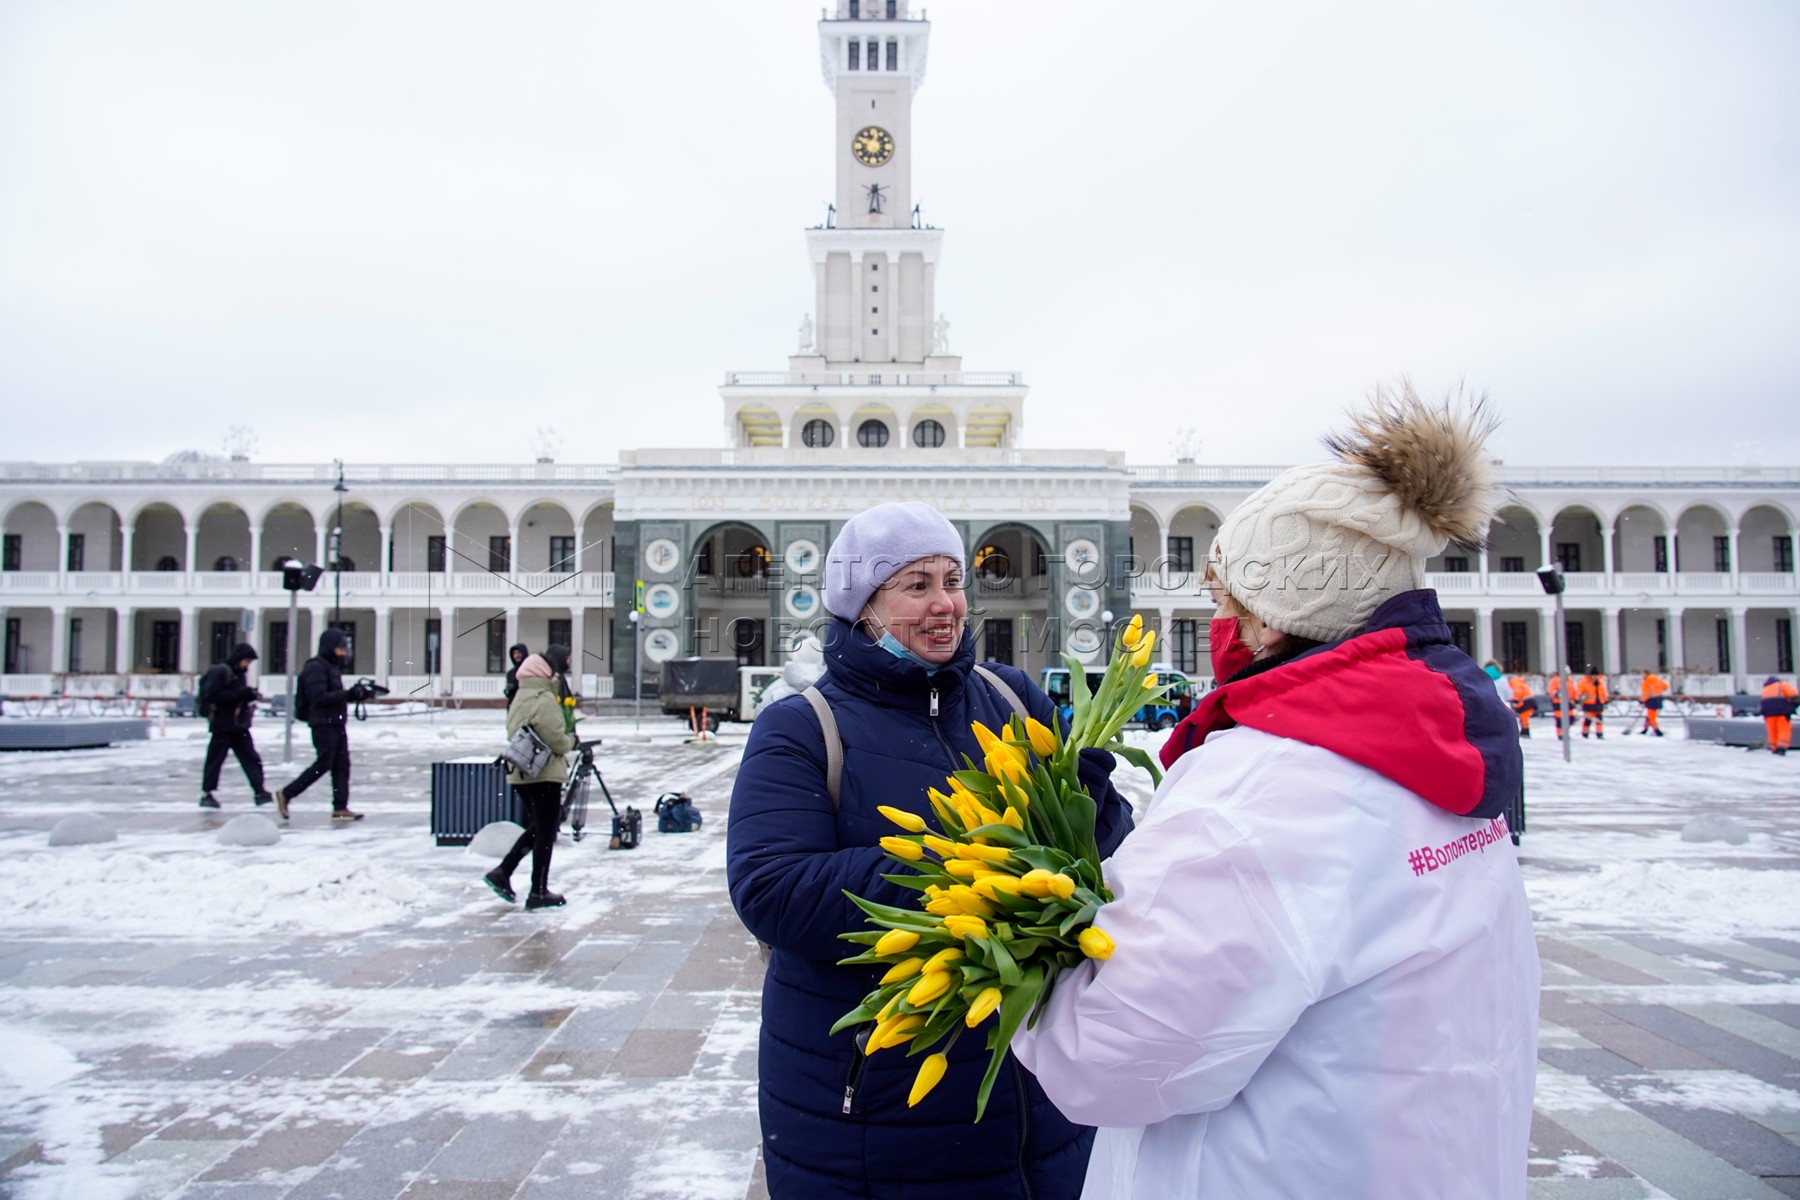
0, 849, 436, 936
1527, 860, 1800, 937
47, 814, 115, 846
1680, 813, 1750, 845
216, 813, 281, 847
468, 820, 524, 856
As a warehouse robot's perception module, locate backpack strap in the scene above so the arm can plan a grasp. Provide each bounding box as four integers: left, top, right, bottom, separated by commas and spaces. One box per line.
972, 664, 1031, 724
801, 685, 844, 810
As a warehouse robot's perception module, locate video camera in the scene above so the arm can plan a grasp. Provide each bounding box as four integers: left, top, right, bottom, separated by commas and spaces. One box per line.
349, 678, 391, 702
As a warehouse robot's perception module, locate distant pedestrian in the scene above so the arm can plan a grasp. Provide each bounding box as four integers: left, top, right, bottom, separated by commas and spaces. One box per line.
1576, 666, 1608, 739
197, 642, 272, 809
1508, 672, 1534, 738
484, 653, 577, 909
1546, 670, 1567, 737
273, 628, 368, 822
1632, 669, 1669, 736
1761, 675, 1797, 756
502, 642, 530, 707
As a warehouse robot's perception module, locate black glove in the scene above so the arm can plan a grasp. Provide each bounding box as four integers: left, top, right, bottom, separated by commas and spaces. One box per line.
1076, 747, 1117, 798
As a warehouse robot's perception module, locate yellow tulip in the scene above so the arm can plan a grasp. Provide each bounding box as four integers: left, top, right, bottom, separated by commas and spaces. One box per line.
1046, 873, 1076, 900
973, 803, 1006, 827
965, 986, 1004, 1027
874, 929, 920, 956
907, 969, 953, 1007
1142, 675, 1159, 690
1024, 717, 1059, 757
942, 914, 989, 940
879, 956, 924, 985
1130, 633, 1156, 669
972, 875, 1026, 903
1002, 781, 1031, 811
945, 885, 997, 917
1078, 926, 1116, 959
922, 834, 960, 858
1120, 613, 1144, 650
927, 789, 960, 829
924, 896, 961, 916
880, 836, 924, 862
870, 1013, 924, 1053
942, 859, 980, 880
908, 1052, 949, 1107
970, 721, 1002, 754
956, 842, 1012, 864
923, 946, 965, 972
1018, 868, 1057, 897
878, 805, 926, 833
985, 746, 1030, 784
1000, 806, 1026, 832
877, 992, 901, 1022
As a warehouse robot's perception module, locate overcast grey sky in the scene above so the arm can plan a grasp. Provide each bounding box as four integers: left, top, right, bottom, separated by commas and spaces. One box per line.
1, 1, 1796, 468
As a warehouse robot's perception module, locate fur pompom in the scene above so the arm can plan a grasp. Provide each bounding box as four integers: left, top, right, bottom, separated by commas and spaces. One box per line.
1322, 380, 1504, 548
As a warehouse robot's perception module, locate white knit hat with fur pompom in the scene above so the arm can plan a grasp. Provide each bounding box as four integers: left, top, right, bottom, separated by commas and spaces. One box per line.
1211, 382, 1504, 643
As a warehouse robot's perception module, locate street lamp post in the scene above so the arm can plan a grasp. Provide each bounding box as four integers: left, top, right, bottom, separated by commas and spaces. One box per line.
1100, 608, 1115, 652
279, 558, 323, 764
628, 610, 643, 730
1537, 565, 1572, 763
330, 461, 347, 630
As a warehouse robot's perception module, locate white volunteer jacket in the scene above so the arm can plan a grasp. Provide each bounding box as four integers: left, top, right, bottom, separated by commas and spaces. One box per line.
1013, 726, 1539, 1200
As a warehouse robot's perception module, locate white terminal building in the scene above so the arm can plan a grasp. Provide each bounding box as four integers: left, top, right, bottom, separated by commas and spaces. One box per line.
2, 0, 1796, 705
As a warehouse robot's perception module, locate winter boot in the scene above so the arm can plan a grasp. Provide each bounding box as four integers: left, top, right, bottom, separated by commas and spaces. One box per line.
483, 870, 517, 904
254, 791, 274, 807
331, 808, 365, 822
525, 890, 566, 910
1654, 728, 1664, 737
1596, 731, 1604, 740
274, 789, 290, 820
198, 792, 220, 809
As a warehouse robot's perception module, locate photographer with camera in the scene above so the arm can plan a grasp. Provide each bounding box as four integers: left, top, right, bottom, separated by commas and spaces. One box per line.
197, 642, 274, 810
273, 628, 368, 823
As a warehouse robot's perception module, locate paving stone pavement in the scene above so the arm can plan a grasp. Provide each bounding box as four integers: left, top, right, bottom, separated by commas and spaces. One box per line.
0, 717, 1796, 1198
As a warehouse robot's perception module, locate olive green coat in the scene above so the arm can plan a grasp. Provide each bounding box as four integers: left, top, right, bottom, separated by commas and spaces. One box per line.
505, 676, 577, 785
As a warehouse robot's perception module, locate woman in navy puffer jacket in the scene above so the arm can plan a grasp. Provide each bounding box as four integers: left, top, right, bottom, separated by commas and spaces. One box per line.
727, 502, 1134, 1199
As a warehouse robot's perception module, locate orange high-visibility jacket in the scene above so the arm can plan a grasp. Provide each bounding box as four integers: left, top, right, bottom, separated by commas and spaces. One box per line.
1574, 676, 1608, 706
1509, 676, 1532, 704
1641, 673, 1669, 701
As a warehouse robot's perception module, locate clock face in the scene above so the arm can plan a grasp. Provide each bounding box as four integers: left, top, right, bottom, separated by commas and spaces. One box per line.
851, 125, 894, 167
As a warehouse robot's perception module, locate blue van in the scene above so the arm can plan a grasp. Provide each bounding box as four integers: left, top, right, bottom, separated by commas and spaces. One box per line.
1040, 666, 1197, 731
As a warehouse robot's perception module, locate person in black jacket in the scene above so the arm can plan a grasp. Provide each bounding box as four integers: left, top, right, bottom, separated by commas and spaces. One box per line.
274, 628, 366, 822
197, 642, 273, 810
502, 642, 529, 707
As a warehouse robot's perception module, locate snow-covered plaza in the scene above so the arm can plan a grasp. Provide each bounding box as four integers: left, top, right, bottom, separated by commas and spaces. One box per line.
1, 709, 1797, 1199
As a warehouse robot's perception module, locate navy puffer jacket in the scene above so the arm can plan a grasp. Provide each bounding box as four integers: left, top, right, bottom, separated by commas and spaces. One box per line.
727, 618, 1134, 1200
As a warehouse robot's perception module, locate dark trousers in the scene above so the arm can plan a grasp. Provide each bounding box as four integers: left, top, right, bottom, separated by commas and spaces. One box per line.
202, 727, 265, 794
284, 723, 352, 809
495, 781, 563, 895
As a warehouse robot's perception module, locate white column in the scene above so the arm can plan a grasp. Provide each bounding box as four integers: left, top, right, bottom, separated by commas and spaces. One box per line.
504, 606, 519, 661
570, 605, 587, 685
249, 520, 263, 577
1667, 607, 1685, 675
178, 607, 197, 675
56, 523, 70, 584
1601, 526, 1615, 576
184, 521, 199, 574
1539, 527, 1554, 572
49, 605, 67, 675
1728, 528, 1740, 575
507, 521, 522, 575
886, 251, 899, 364
1539, 608, 1559, 673
315, 522, 330, 569
1474, 608, 1495, 667
1600, 607, 1619, 674
1728, 606, 1748, 689
378, 524, 392, 581
121, 524, 135, 575
374, 605, 391, 681
115, 607, 131, 673
438, 605, 454, 679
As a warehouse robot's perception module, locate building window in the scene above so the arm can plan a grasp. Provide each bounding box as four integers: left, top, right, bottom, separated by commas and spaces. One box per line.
1447, 621, 1473, 657
489, 536, 512, 574
887, 0, 897, 17
211, 621, 237, 665
866, 40, 877, 69
4, 617, 21, 673
1777, 535, 1795, 573
1713, 536, 1731, 573
886, 40, 897, 70
849, 0, 859, 16
424, 617, 441, 674
1170, 618, 1199, 674
427, 535, 447, 572
1655, 617, 1666, 668
802, 418, 835, 448
1501, 556, 1524, 573
1779, 618, 1794, 674
973, 545, 1011, 581
156, 555, 180, 572
1032, 542, 1048, 576
67, 533, 85, 573
1555, 543, 1581, 573
1501, 621, 1528, 672
857, 419, 890, 447
269, 621, 289, 674
847, 39, 860, 70
1716, 618, 1730, 672
982, 618, 1014, 665
151, 621, 180, 671
912, 419, 946, 448
2, 534, 19, 572
1653, 535, 1669, 574
1167, 536, 1195, 574
548, 618, 572, 656
696, 539, 714, 578
1442, 555, 1470, 572
1564, 622, 1586, 673
549, 536, 576, 573
213, 555, 238, 572
735, 546, 771, 577
486, 618, 506, 673
67, 617, 82, 673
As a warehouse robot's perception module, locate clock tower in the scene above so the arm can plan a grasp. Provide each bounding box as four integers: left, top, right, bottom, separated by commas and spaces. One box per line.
808, 1, 941, 366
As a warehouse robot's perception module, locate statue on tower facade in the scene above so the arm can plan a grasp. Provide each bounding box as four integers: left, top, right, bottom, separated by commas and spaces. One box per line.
798, 313, 815, 354
932, 314, 951, 355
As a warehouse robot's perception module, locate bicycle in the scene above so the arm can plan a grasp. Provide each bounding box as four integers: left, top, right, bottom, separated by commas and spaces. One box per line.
560, 738, 639, 847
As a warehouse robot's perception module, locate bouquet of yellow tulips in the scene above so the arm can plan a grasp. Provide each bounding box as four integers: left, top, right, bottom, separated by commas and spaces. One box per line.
832, 614, 1170, 1120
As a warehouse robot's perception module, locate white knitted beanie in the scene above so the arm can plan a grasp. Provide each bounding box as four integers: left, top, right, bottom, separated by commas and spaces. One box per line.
1212, 383, 1504, 643
824, 501, 966, 620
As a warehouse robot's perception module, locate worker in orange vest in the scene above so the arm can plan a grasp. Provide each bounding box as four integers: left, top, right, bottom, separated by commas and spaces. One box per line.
1507, 673, 1534, 738
1575, 666, 1609, 739
1632, 670, 1670, 737
1546, 671, 1566, 737
1762, 675, 1798, 756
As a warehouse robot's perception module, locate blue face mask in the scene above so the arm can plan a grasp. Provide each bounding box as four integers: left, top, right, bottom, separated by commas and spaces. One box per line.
877, 631, 943, 675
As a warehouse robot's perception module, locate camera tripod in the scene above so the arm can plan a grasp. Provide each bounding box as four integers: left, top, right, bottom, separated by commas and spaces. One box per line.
561, 738, 639, 848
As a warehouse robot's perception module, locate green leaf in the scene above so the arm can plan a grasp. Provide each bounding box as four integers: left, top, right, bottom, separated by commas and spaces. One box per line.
1110, 742, 1165, 789
986, 931, 1024, 988
964, 822, 1029, 848
1058, 902, 1099, 936
972, 963, 1046, 1121
879, 872, 943, 892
